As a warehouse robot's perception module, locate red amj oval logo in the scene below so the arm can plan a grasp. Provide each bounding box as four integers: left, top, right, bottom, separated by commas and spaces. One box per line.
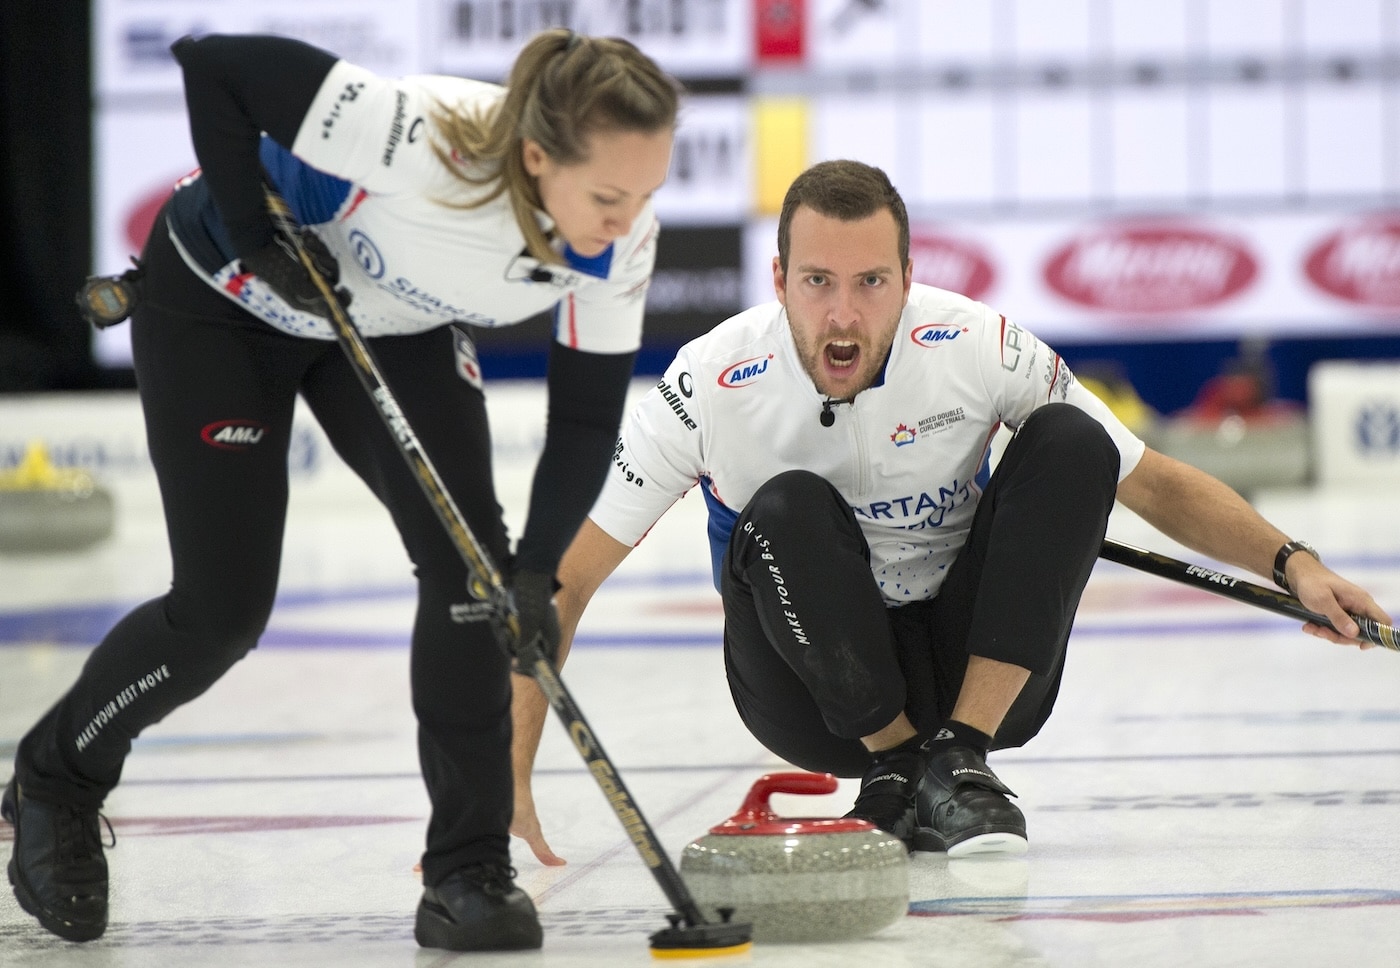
1304, 215, 1400, 307
718, 354, 774, 388
910, 233, 996, 300
1044, 224, 1258, 313
911, 323, 969, 348
201, 420, 270, 451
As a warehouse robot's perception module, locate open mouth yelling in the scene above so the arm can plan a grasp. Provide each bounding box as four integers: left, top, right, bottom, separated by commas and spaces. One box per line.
825, 340, 860, 374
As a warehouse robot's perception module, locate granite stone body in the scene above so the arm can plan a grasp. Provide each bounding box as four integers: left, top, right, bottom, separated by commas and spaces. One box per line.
679, 772, 910, 943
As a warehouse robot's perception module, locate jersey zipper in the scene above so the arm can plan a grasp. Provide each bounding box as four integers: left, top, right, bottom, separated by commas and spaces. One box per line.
849, 401, 869, 496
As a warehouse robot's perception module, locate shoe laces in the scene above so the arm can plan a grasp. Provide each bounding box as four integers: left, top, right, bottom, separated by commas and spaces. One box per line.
459, 863, 518, 899
53, 803, 114, 877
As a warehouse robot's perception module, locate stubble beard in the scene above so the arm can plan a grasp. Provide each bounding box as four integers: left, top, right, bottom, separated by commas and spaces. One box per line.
790, 313, 897, 402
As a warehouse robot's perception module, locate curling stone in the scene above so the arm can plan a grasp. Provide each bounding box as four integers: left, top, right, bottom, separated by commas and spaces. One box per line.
680, 772, 909, 943
0, 440, 115, 553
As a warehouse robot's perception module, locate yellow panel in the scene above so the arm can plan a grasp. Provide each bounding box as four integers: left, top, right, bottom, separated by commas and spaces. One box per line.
752, 98, 809, 216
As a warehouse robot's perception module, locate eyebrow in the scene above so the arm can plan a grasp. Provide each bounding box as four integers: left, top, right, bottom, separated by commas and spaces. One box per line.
794, 263, 897, 277
597, 182, 662, 199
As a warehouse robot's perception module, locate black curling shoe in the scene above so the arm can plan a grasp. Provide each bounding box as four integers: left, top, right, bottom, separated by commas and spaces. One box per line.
913, 746, 1028, 857
414, 862, 543, 951
5, 778, 110, 942
842, 744, 931, 849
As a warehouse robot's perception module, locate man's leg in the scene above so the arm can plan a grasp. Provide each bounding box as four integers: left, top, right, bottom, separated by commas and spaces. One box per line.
721, 470, 932, 844
914, 403, 1121, 855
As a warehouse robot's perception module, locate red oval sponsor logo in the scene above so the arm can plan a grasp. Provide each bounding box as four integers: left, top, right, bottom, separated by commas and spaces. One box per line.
125, 180, 178, 252
1044, 223, 1258, 313
717, 354, 774, 388
910, 323, 969, 348
909, 232, 996, 300
1304, 214, 1400, 307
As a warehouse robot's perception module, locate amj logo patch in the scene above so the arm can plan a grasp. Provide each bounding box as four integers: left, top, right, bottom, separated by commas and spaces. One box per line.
717, 354, 774, 388
911, 323, 967, 347
201, 420, 269, 451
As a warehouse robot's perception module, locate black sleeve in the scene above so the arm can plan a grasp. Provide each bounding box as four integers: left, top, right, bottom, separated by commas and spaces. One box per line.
171, 34, 338, 256
512, 344, 639, 576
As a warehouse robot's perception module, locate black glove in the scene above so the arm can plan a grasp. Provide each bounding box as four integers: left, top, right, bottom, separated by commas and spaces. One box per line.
507, 570, 561, 670
239, 226, 351, 318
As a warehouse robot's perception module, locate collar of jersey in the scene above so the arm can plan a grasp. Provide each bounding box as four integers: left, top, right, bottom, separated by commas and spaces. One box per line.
562, 241, 614, 279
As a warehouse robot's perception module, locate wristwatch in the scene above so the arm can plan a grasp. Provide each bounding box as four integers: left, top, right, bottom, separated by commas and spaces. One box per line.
1273, 540, 1320, 593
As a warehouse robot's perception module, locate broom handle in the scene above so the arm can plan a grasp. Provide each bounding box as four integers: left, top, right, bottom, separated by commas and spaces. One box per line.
1099, 539, 1398, 651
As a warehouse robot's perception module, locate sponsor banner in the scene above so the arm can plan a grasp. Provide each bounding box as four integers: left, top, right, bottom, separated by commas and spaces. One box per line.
1042, 221, 1259, 315
745, 211, 1400, 340
1309, 361, 1400, 487
1304, 214, 1400, 309
429, 0, 750, 80
652, 96, 749, 225
909, 230, 997, 302
94, 0, 422, 98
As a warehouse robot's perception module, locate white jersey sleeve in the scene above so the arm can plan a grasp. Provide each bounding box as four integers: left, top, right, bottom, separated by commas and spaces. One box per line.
589, 344, 707, 545
290, 62, 496, 195
980, 312, 1145, 480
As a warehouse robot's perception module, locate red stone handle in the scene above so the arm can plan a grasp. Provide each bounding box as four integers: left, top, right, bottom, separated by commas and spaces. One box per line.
729, 772, 838, 824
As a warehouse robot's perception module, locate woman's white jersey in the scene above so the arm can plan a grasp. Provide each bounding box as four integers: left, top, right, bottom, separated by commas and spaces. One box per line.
169, 61, 657, 354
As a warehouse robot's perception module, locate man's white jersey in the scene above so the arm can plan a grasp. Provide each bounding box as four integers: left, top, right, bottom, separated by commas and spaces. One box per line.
169, 61, 656, 353
590, 283, 1146, 605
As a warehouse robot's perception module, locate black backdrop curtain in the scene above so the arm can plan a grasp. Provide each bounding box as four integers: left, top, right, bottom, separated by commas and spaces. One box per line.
0, 1, 123, 391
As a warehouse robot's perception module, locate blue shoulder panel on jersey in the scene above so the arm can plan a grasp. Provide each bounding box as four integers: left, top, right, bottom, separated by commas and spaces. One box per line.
699, 475, 739, 593
871, 346, 891, 388
563, 243, 614, 279
975, 447, 992, 489
259, 138, 353, 226
551, 242, 617, 338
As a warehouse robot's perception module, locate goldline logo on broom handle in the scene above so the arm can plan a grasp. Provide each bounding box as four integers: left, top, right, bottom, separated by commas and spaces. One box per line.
262, 187, 713, 930
1100, 539, 1399, 652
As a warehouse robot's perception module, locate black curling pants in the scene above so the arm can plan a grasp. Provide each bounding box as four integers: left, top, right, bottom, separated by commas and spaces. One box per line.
720, 403, 1121, 778
16, 216, 515, 883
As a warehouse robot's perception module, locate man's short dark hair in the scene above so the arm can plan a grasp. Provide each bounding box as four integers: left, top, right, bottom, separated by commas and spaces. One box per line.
777, 160, 911, 273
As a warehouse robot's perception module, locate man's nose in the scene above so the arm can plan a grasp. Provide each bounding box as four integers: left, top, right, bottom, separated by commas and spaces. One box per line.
828, 286, 860, 326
